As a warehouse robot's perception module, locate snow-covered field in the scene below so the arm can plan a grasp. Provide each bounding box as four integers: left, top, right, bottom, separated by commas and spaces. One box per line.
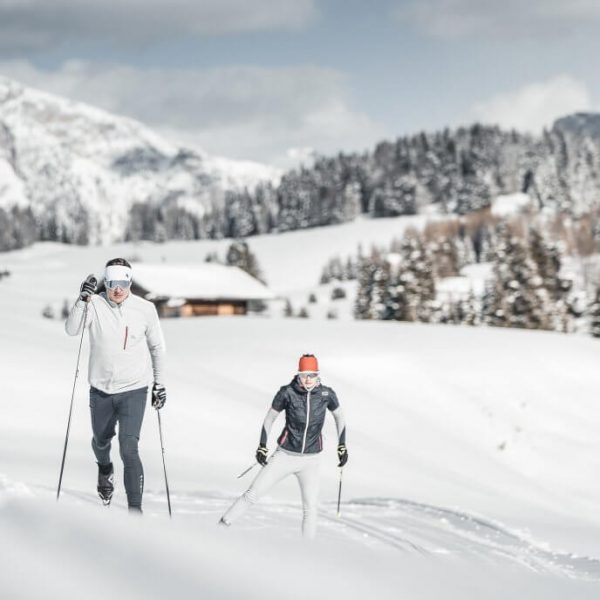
2, 221, 600, 599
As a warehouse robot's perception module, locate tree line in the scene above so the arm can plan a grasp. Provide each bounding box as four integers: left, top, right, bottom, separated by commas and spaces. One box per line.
5, 116, 600, 251
328, 211, 600, 335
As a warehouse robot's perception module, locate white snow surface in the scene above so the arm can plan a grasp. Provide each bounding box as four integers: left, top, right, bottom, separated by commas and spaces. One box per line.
491, 192, 533, 217
132, 263, 275, 301
437, 263, 493, 300
2, 223, 600, 598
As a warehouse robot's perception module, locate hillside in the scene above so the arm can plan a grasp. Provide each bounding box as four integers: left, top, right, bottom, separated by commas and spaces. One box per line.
2, 237, 600, 598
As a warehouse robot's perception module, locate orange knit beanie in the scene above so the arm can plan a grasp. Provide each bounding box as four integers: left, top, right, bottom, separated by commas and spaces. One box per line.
298, 354, 319, 373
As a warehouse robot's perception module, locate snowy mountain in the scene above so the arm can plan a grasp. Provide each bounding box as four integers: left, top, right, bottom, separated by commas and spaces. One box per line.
4, 74, 600, 256
0, 76, 280, 246
554, 112, 600, 142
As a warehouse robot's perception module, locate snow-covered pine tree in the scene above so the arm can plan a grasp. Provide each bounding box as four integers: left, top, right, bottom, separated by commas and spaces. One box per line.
344, 256, 358, 280
354, 252, 380, 319
225, 240, 266, 284
528, 226, 572, 332
481, 278, 506, 327
204, 251, 221, 263
319, 264, 332, 285
528, 227, 563, 299
224, 190, 256, 238
370, 177, 418, 217
283, 299, 293, 317
461, 290, 479, 326
0, 206, 37, 251
331, 287, 347, 301
368, 259, 392, 320
427, 236, 461, 278
253, 182, 278, 234
388, 235, 436, 322
330, 256, 344, 281
483, 228, 553, 330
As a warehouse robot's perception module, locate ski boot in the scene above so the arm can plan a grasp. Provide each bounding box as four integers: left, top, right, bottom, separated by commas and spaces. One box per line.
97, 462, 114, 506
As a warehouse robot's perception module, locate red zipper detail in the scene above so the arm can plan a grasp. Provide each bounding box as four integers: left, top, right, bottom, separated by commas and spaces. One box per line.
124, 326, 129, 350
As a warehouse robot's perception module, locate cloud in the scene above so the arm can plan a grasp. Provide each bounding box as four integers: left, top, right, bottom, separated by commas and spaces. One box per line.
395, 0, 600, 39
0, 0, 317, 53
469, 76, 594, 133
0, 60, 385, 167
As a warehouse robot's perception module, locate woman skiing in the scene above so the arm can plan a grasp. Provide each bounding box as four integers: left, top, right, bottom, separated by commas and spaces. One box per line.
220, 354, 348, 539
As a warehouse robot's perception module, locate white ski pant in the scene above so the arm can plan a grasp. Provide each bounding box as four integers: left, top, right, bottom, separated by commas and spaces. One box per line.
222, 448, 321, 539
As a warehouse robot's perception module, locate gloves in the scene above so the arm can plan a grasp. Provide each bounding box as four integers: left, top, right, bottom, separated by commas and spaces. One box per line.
79, 274, 97, 302
337, 444, 348, 467
256, 445, 268, 466
152, 383, 167, 409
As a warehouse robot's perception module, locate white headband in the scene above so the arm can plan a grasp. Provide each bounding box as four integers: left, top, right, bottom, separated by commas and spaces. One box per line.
104, 265, 132, 282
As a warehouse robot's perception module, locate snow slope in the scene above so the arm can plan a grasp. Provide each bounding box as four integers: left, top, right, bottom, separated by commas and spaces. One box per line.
2, 233, 600, 598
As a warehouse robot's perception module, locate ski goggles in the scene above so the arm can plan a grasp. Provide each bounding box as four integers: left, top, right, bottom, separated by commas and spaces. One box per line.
105, 279, 132, 289
298, 372, 319, 379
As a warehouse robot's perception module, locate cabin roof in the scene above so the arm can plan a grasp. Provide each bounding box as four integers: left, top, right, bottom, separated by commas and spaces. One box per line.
131, 263, 275, 301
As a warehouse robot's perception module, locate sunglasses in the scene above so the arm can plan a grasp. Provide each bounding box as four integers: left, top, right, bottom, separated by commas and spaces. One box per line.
298, 372, 319, 379
106, 280, 132, 289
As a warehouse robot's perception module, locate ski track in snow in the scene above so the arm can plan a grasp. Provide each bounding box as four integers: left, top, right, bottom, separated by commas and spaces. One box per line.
336, 498, 600, 580
32, 484, 600, 582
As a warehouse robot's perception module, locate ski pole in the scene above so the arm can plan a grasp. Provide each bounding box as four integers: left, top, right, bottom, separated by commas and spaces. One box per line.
237, 449, 274, 479
57, 285, 95, 501
237, 463, 257, 479
336, 467, 344, 517
156, 409, 172, 518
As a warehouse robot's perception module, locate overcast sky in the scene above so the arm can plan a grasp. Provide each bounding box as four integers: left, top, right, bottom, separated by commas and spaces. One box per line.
0, 0, 599, 167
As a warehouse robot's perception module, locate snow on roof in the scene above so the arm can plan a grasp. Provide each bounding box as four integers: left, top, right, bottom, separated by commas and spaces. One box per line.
131, 263, 275, 301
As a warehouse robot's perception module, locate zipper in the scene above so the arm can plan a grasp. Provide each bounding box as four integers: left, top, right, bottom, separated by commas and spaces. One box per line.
301, 390, 311, 453
123, 326, 129, 350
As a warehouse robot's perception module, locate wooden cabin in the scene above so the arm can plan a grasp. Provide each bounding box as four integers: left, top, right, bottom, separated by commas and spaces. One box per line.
128, 263, 274, 318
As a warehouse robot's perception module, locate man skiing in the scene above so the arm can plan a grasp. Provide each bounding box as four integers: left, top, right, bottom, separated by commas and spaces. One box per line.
65, 258, 166, 512
220, 354, 348, 539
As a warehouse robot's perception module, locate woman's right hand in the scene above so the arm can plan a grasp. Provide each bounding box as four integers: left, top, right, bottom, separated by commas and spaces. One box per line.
256, 445, 268, 466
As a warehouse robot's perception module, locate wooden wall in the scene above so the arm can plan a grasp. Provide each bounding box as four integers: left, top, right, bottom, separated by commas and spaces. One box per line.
157, 301, 247, 318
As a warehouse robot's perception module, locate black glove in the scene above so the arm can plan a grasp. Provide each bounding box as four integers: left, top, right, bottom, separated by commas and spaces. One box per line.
152, 383, 167, 409
79, 274, 97, 302
256, 445, 268, 466
337, 444, 348, 467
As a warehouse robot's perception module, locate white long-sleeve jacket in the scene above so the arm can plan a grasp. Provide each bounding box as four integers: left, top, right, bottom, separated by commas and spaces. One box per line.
65, 292, 166, 394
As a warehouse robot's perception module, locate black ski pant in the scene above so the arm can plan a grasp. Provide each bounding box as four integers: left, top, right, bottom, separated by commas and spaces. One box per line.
89, 386, 147, 508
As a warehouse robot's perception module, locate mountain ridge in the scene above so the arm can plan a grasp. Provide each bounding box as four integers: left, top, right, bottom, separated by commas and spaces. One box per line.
2, 75, 600, 251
